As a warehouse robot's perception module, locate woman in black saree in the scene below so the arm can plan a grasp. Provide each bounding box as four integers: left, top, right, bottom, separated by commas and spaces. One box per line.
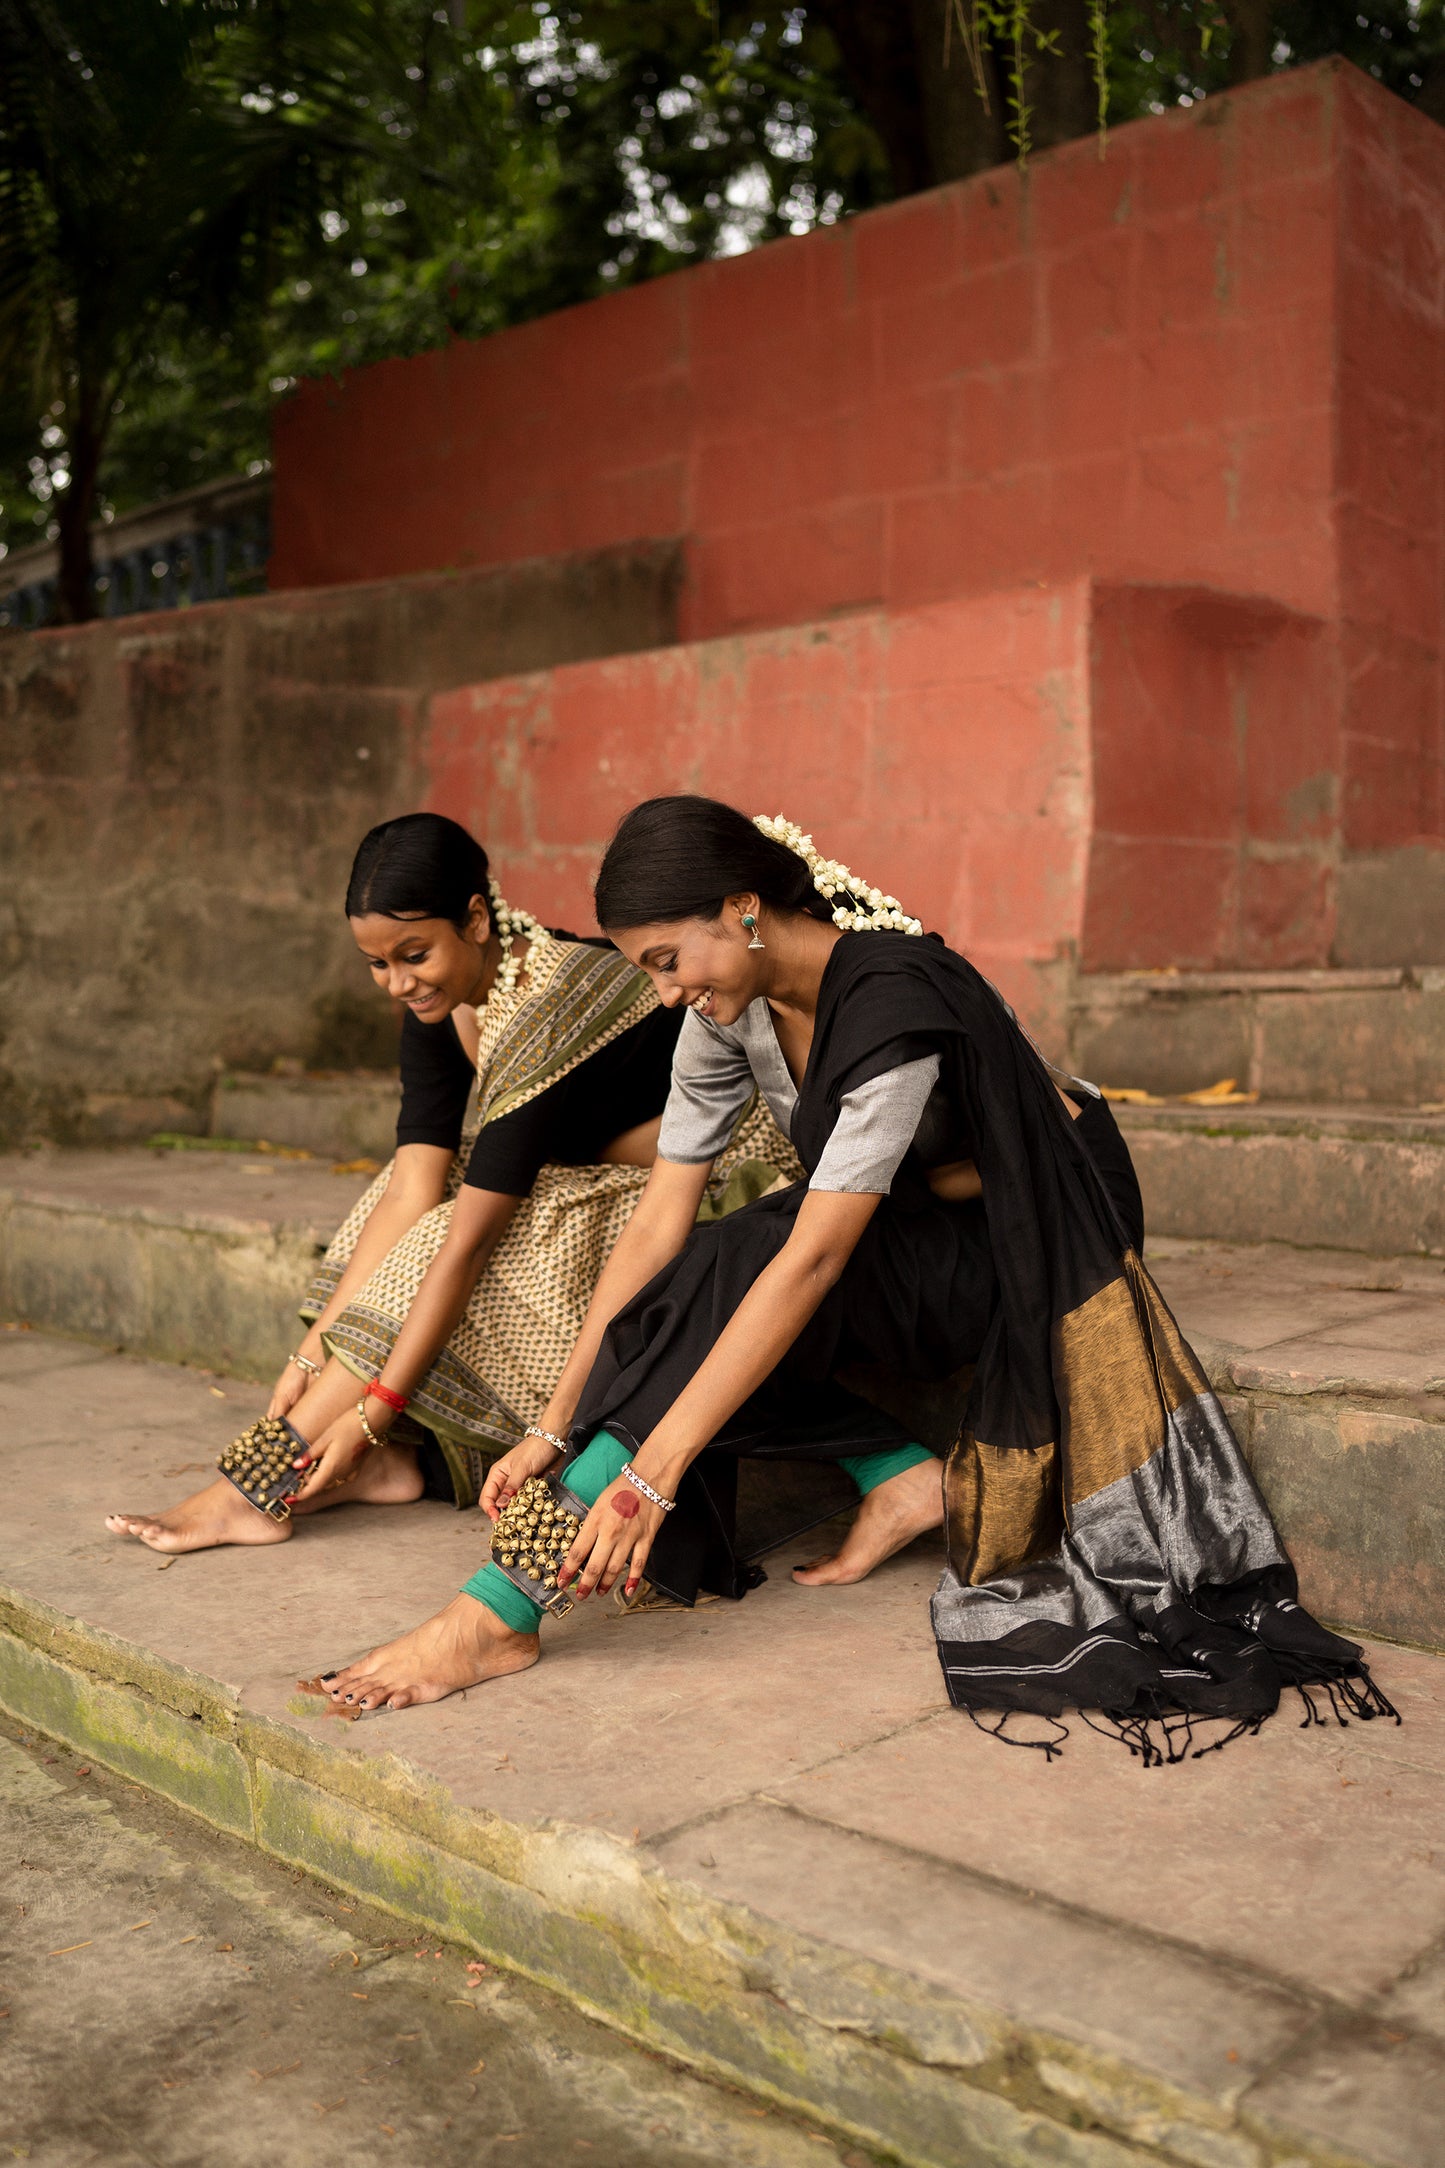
320, 797, 1393, 1755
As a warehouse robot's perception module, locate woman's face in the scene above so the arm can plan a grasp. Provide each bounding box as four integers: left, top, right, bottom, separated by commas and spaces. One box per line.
611, 903, 764, 1027
349, 902, 490, 1023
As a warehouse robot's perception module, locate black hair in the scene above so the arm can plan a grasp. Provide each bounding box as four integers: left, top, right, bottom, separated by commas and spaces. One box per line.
344, 812, 491, 929
594, 795, 832, 931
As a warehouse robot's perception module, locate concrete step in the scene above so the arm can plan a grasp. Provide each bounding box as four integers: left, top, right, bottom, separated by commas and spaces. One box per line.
209, 1069, 401, 1161
0, 1147, 370, 1382
3, 1330, 1444, 2168
1119, 1100, 1445, 1256
1068, 965, 1445, 1104
1, 1151, 1441, 1652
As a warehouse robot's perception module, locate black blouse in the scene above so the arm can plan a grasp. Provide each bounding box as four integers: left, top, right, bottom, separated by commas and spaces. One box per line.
395, 1000, 682, 1198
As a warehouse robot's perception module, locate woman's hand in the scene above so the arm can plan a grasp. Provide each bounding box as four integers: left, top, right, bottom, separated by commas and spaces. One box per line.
267, 1337, 324, 1421
287, 1402, 382, 1505
557, 1474, 666, 1601
480, 1433, 565, 1522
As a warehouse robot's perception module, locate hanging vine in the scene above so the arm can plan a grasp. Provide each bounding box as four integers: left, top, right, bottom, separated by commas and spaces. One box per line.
949, 0, 1109, 168
1090, 0, 1110, 156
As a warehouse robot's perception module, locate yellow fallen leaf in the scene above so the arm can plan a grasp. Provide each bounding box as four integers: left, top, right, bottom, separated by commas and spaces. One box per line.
1176, 1078, 1260, 1105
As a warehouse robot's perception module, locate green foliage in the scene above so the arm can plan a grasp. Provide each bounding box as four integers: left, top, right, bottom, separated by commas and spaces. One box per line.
1107, 1, 1445, 114
0, 0, 889, 570
1091, 1, 1111, 144
0, 0, 395, 592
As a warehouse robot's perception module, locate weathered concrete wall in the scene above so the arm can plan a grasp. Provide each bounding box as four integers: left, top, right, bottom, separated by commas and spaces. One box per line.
0, 547, 679, 1144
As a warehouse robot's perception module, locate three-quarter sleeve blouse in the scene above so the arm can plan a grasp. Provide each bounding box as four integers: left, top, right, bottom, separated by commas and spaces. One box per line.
657, 1002, 941, 1197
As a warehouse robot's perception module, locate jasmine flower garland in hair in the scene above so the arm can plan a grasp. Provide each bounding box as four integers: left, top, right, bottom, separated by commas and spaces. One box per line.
481, 877, 547, 1009
752, 814, 924, 936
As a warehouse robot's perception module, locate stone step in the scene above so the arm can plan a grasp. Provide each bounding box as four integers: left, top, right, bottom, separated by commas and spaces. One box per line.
209, 1069, 401, 1162
0, 1147, 370, 1382
1118, 1100, 1445, 1256
1068, 965, 1445, 1104
1, 1151, 1441, 1652
3, 1329, 1444, 2168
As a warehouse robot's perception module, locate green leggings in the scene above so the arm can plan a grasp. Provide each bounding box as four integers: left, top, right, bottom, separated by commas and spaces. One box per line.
461, 1428, 932, 1634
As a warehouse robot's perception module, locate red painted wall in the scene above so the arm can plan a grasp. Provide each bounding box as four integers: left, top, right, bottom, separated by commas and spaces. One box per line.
427, 584, 1094, 1037
273, 66, 1344, 633
270, 61, 1445, 979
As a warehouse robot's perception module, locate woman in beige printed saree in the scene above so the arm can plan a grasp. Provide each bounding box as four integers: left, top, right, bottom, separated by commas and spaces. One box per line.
106, 813, 796, 1555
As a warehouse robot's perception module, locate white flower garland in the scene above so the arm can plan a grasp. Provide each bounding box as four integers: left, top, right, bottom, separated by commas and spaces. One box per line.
752, 814, 923, 936
479, 876, 547, 1011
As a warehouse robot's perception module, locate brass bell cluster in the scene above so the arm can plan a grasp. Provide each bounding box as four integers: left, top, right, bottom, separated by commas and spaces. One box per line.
490, 1475, 581, 1590
217, 1416, 299, 1515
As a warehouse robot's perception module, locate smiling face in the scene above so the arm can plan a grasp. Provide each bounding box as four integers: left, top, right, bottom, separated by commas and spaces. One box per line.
349, 899, 491, 1023
610, 900, 766, 1027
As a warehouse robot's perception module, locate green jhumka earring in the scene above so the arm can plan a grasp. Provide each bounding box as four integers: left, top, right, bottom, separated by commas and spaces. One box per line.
741, 913, 765, 950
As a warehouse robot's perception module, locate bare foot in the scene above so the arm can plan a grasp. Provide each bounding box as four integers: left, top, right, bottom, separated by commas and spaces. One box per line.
791, 1456, 944, 1586
105, 1441, 425, 1553
315, 1593, 540, 1714
290, 1443, 425, 1516
105, 1477, 294, 1555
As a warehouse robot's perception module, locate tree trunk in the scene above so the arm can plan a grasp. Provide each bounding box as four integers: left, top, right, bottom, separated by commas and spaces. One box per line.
906, 0, 1009, 181
54, 407, 102, 625
1222, 0, 1273, 85
808, 0, 1006, 192
815, 0, 1104, 193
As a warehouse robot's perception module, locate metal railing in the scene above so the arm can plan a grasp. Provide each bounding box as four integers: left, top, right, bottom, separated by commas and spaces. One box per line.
0, 475, 271, 632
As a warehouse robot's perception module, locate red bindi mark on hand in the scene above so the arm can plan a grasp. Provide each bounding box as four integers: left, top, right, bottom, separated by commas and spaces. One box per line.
610, 1491, 640, 1520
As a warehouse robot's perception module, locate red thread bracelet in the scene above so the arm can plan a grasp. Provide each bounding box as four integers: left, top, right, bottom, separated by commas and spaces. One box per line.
365, 1378, 409, 1414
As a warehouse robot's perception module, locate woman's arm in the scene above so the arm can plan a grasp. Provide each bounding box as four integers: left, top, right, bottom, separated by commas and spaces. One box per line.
559, 1186, 881, 1597
268, 1143, 454, 1417
474, 1155, 712, 1520
289, 1181, 519, 1498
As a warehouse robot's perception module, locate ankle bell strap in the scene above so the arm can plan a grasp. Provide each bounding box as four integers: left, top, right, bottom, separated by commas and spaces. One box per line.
217, 1416, 309, 1521
488, 1471, 592, 1618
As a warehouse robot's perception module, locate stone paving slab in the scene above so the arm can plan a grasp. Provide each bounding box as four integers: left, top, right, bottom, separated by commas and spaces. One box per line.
3, 1336, 1445, 2168
1146, 1237, 1445, 1401
0, 1728, 865, 2168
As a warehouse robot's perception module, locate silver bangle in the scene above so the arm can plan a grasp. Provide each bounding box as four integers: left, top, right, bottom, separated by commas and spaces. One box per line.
289, 1351, 322, 1378
356, 1399, 385, 1450
524, 1424, 568, 1454
621, 1461, 676, 1513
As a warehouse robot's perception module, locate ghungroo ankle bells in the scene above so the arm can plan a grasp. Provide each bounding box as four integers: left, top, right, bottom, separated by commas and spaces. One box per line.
217, 1416, 307, 1520
489, 1472, 590, 1619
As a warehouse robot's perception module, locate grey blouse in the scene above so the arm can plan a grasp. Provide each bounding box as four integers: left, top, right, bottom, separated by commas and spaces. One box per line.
657, 1001, 943, 1195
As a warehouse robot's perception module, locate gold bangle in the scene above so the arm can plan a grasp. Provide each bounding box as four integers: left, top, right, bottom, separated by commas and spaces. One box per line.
356, 1399, 385, 1450
289, 1350, 322, 1378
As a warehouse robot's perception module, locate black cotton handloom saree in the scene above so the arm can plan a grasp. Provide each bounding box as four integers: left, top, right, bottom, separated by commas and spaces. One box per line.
574, 932, 1396, 1758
